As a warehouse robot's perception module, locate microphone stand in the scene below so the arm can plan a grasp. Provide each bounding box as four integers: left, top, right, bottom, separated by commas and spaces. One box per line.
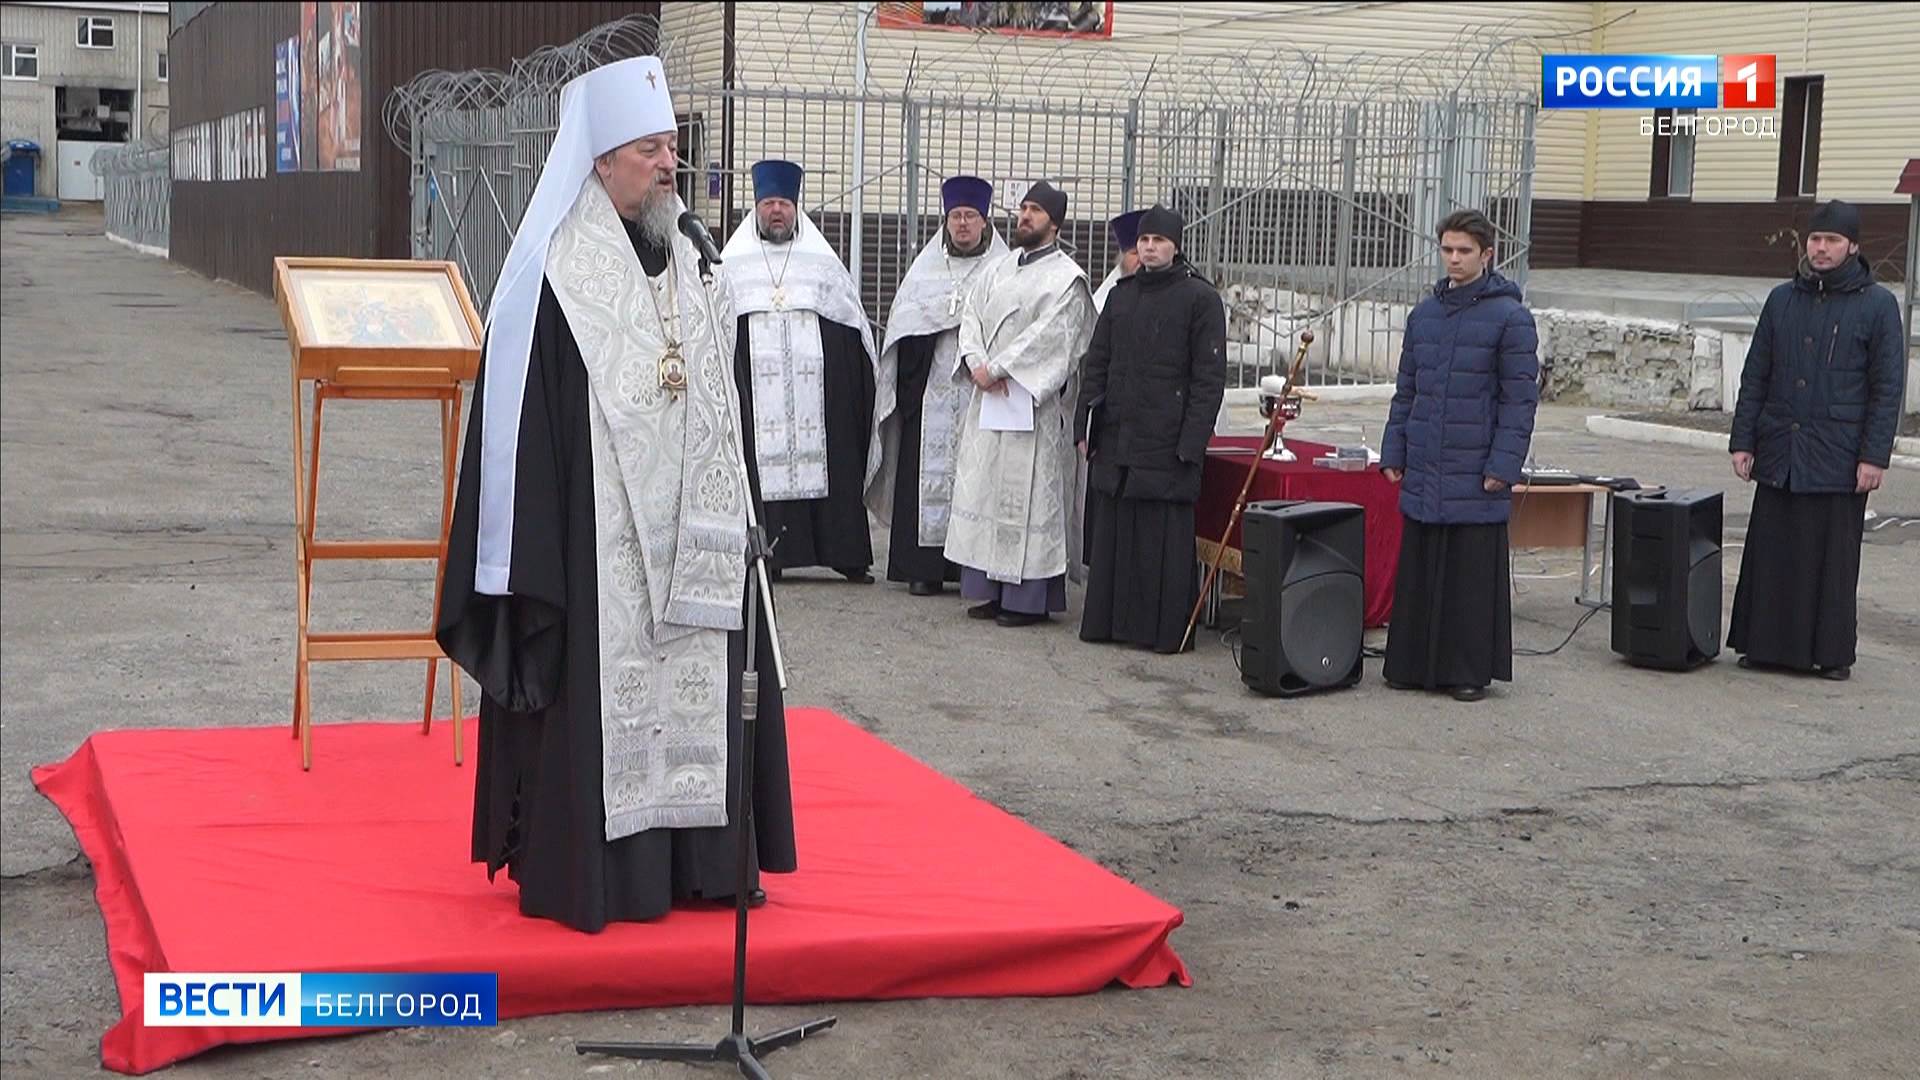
575, 246, 835, 1078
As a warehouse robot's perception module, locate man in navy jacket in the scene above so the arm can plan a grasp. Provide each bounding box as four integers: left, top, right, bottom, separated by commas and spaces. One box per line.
1379, 209, 1540, 701
1727, 200, 1906, 680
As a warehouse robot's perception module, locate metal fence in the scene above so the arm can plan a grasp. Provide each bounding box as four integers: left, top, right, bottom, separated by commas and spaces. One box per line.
1142, 94, 1537, 385
91, 12, 1541, 390
92, 135, 172, 254
387, 18, 1538, 390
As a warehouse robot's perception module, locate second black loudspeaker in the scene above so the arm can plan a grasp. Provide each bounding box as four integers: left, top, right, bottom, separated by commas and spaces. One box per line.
1239, 500, 1366, 696
1610, 487, 1723, 670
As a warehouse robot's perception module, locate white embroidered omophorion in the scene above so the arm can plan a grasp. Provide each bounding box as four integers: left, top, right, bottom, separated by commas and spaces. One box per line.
546, 178, 749, 842
719, 212, 881, 504
866, 228, 1009, 547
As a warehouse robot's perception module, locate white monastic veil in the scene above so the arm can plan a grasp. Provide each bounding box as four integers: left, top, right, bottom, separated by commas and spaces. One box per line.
472, 56, 676, 595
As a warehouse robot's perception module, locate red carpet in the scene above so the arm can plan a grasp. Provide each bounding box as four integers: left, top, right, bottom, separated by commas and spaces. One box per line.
32, 709, 1189, 1075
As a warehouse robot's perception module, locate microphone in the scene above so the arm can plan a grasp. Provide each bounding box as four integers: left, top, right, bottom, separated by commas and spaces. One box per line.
678, 211, 725, 266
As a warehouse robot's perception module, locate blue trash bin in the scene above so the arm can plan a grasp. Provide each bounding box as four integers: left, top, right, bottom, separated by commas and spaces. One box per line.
3, 140, 41, 197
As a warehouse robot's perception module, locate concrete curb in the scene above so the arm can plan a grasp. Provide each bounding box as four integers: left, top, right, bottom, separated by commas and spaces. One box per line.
105, 231, 168, 259
1586, 415, 1920, 471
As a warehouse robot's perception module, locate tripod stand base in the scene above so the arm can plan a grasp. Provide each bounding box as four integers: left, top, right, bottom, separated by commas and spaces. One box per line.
576, 1017, 838, 1079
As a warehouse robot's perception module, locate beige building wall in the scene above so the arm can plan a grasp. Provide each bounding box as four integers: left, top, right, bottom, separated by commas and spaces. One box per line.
1586, 1, 1919, 202
695, 1, 1594, 218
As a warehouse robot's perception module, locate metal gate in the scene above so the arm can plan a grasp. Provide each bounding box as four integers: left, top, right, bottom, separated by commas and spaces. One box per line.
1138, 94, 1536, 388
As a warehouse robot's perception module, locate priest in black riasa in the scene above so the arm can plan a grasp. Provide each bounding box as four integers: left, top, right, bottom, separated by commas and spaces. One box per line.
721, 160, 885, 584
436, 57, 797, 934
1728, 199, 1906, 681
1075, 206, 1228, 653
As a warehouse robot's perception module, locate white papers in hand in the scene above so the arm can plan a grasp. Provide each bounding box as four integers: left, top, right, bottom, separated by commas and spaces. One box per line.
978, 378, 1035, 432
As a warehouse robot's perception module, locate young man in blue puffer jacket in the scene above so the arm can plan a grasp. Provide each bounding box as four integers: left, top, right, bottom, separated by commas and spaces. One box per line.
1379, 209, 1541, 702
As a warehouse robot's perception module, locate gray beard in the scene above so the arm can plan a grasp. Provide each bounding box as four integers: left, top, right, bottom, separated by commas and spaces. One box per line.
632, 188, 679, 249
758, 222, 795, 245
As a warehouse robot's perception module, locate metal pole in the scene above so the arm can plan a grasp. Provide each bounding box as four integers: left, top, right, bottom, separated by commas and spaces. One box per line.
1122, 96, 1139, 213
851, 3, 873, 291
1907, 194, 1919, 416
903, 99, 920, 254
1334, 106, 1357, 316
1513, 102, 1537, 295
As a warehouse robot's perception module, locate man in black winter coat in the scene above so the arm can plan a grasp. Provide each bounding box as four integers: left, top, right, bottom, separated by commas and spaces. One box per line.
1728, 199, 1907, 681
1074, 206, 1229, 653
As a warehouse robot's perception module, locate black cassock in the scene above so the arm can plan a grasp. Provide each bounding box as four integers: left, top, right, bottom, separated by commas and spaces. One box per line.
884, 333, 962, 586
437, 226, 797, 935
1381, 519, 1514, 690
1728, 483, 1867, 671
733, 314, 876, 577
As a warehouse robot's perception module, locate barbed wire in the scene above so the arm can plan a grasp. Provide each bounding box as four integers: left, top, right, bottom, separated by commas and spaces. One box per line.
380, 5, 1584, 159
91, 132, 172, 177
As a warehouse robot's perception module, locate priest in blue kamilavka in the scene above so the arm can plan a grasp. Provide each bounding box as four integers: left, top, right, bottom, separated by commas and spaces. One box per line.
721, 160, 885, 583
436, 57, 797, 933
1092, 209, 1146, 312
867, 175, 1009, 595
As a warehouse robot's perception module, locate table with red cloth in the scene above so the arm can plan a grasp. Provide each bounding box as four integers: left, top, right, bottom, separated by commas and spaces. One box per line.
1194, 436, 1402, 628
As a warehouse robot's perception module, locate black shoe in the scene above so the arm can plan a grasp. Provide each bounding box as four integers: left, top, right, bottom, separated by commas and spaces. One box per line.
1385, 678, 1420, 691
994, 611, 1047, 628
1819, 666, 1851, 681
908, 581, 943, 597
1450, 685, 1487, 702
967, 601, 1002, 620
748, 888, 767, 909
838, 569, 874, 585
1737, 656, 1754, 670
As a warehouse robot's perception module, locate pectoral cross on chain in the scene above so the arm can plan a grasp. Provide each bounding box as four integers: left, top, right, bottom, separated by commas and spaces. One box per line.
947, 289, 963, 318
772, 285, 788, 311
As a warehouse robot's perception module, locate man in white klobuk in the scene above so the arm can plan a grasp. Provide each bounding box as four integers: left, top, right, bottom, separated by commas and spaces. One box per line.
720, 160, 885, 584
866, 175, 1009, 596
944, 180, 1097, 628
436, 56, 797, 934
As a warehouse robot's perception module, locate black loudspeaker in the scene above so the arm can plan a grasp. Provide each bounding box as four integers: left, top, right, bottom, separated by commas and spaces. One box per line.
1240, 501, 1366, 697
1611, 488, 1723, 670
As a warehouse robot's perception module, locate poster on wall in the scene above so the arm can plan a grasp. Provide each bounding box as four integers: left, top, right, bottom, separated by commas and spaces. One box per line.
317, 1, 362, 170
297, 1, 361, 171
299, 2, 317, 168
875, 1, 1112, 37
275, 37, 301, 173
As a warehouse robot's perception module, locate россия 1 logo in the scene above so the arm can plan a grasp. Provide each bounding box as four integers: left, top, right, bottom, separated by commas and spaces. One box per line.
1541, 54, 1776, 110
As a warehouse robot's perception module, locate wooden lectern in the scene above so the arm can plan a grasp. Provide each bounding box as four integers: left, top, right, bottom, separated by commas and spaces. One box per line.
274, 257, 484, 770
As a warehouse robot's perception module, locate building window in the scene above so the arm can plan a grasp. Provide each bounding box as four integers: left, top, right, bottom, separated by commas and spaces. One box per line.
157, 51, 168, 82
77, 16, 115, 49
2, 43, 38, 80
1777, 76, 1824, 198
1648, 108, 1696, 199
